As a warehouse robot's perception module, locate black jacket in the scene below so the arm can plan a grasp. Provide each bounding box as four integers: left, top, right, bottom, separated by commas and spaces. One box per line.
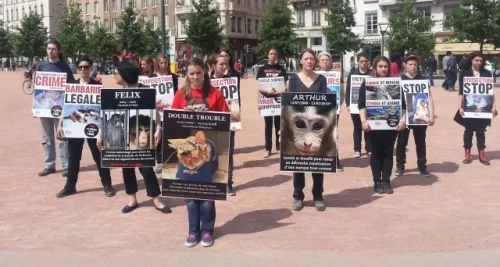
75, 78, 102, 85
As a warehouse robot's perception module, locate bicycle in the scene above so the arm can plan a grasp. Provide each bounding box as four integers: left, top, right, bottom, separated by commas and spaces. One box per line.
22, 78, 34, 95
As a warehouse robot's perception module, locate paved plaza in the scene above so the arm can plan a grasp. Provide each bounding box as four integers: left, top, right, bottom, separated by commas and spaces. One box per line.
1, 71, 500, 266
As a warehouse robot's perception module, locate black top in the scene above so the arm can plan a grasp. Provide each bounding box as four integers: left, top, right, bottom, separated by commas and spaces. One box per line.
288, 74, 328, 93
401, 72, 424, 80
75, 78, 102, 85
358, 77, 407, 110
256, 62, 288, 82
346, 68, 370, 106
459, 69, 493, 95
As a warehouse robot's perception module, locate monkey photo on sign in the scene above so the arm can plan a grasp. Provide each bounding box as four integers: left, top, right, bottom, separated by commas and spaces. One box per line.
280, 105, 337, 157
104, 113, 126, 150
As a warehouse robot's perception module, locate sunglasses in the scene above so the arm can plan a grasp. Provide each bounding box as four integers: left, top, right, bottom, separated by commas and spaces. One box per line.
78, 65, 90, 70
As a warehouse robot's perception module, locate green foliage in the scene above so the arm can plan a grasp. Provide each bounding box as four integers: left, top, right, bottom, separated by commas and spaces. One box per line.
444, 0, 500, 52
86, 22, 118, 59
57, 1, 87, 60
386, 0, 435, 54
0, 21, 12, 57
116, 1, 145, 55
14, 12, 48, 59
186, 0, 225, 57
254, 0, 298, 58
142, 21, 162, 56
322, 0, 362, 54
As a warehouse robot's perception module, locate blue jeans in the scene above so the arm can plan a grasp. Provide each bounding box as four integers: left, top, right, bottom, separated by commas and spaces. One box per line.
428, 71, 434, 86
40, 118, 68, 170
187, 199, 216, 236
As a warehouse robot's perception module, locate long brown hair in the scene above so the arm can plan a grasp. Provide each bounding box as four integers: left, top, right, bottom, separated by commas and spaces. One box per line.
181, 57, 212, 98
298, 48, 318, 71
140, 56, 154, 76
154, 54, 172, 75
207, 54, 226, 77
371, 56, 392, 77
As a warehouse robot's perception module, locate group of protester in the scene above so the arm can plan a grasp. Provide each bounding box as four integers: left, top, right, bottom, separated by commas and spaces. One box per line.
30, 38, 497, 248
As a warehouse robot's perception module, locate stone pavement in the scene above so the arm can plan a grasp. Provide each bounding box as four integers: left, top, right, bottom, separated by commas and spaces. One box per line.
1, 72, 500, 266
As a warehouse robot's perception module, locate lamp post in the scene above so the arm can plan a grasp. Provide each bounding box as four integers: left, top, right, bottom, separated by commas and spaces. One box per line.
160, 0, 166, 55
379, 22, 389, 57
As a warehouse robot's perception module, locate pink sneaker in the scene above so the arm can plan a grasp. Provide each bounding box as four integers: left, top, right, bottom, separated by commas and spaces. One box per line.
354, 151, 361, 158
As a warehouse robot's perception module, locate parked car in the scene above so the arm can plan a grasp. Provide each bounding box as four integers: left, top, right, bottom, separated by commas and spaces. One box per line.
252, 59, 287, 75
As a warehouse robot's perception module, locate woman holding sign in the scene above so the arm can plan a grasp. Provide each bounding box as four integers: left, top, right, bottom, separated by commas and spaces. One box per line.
358, 56, 407, 194
153, 54, 179, 174
455, 52, 497, 165
287, 49, 330, 211
171, 58, 230, 248
346, 52, 372, 158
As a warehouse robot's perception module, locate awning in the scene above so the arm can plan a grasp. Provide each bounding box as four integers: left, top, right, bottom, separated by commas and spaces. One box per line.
434, 43, 500, 55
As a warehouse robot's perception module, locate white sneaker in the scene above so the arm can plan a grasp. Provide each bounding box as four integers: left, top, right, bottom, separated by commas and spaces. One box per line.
354, 151, 361, 158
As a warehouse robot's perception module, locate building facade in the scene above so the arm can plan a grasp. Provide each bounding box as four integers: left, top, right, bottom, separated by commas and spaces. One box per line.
174, 0, 267, 65
72, 0, 177, 59
2, 0, 67, 37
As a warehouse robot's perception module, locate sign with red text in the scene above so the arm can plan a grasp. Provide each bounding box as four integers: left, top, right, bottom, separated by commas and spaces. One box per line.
365, 77, 402, 130
211, 77, 241, 130
462, 77, 494, 119
317, 71, 341, 115
258, 77, 285, 117
141, 75, 175, 121
32, 72, 67, 118
62, 84, 102, 138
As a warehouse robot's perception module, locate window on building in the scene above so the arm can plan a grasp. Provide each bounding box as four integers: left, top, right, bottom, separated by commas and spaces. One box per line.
246, 0, 250, 6
255, 19, 259, 34
132, 0, 136, 8
104, 19, 109, 29
111, 19, 116, 32
231, 17, 235, 32
34, 4, 37, 14
256, 0, 259, 9
389, 8, 400, 17
40, 4, 43, 16
143, 0, 147, 8
165, 14, 169, 28
22, 7, 25, 17
153, 0, 158, 6
247, 18, 251, 34
94, 2, 98, 13
6, 10, 8, 22
121, 0, 125, 10
15, 8, 18, 20
180, 19, 186, 34
236, 0, 241, 4
104, 0, 108, 12
297, 9, 305, 27
312, 8, 320, 25
416, 6, 431, 19
311, 37, 322, 46
164, 0, 167, 6
365, 11, 378, 35
237, 17, 242, 33
112, 0, 117, 11
443, 4, 459, 31
153, 15, 158, 29
85, 3, 89, 14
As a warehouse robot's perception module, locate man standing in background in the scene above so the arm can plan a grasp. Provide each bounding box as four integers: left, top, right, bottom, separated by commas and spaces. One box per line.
426, 56, 437, 87
441, 51, 451, 89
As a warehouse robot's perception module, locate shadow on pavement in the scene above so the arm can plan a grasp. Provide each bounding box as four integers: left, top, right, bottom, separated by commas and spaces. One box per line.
391, 173, 439, 189
216, 208, 294, 239
307, 186, 383, 208
234, 145, 265, 154
340, 157, 371, 169
406, 161, 459, 174
234, 174, 291, 191
79, 164, 98, 173
235, 157, 280, 170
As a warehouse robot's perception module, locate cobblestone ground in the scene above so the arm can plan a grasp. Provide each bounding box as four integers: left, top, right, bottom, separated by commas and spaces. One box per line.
1, 71, 500, 266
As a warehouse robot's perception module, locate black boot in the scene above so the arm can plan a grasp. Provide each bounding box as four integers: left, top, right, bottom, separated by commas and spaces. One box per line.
56, 186, 77, 198
374, 182, 384, 194
382, 182, 394, 194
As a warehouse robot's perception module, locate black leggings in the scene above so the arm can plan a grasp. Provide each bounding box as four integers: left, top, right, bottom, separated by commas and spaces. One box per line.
122, 167, 161, 197
264, 115, 280, 151
367, 131, 398, 182
350, 114, 372, 153
464, 127, 486, 150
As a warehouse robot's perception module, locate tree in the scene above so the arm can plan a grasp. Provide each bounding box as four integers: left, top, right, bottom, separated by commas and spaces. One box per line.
444, 0, 500, 52
254, 0, 297, 58
86, 22, 118, 59
185, 0, 224, 58
386, 0, 435, 55
0, 21, 12, 57
14, 13, 48, 59
142, 20, 162, 56
116, 1, 145, 55
57, 1, 88, 61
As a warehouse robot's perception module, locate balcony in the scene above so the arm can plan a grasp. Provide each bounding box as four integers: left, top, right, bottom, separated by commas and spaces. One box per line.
290, 0, 328, 9
175, 5, 194, 14
379, 0, 435, 6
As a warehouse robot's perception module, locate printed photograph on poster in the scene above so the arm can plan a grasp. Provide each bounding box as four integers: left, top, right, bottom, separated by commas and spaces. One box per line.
462, 77, 494, 119
140, 76, 175, 120
280, 92, 337, 173
162, 109, 231, 201
349, 75, 368, 114
402, 79, 431, 125
32, 71, 67, 118
211, 77, 242, 130
100, 88, 157, 168
62, 84, 102, 138
365, 77, 402, 130
258, 77, 285, 117
317, 71, 341, 114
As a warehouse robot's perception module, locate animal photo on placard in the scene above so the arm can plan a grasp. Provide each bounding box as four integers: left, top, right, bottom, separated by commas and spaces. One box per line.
366, 84, 400, 100
33, 90, 64, 108
102, 110, 156, 151
406, 93, 431, 124
464, 95, 493, 113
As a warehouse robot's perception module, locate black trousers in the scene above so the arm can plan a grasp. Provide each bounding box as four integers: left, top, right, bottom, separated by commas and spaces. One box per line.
122, 167, 161, 197
350, 114, 372, 153
396, 126, 427, 171
367, 131, 398, 182
464, 127, 486, 150
264, 115, 280, 152
293, 173, 324, 201
228, 131, 235, 187
156, 139, 162, 164
66, 138, 111, 188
